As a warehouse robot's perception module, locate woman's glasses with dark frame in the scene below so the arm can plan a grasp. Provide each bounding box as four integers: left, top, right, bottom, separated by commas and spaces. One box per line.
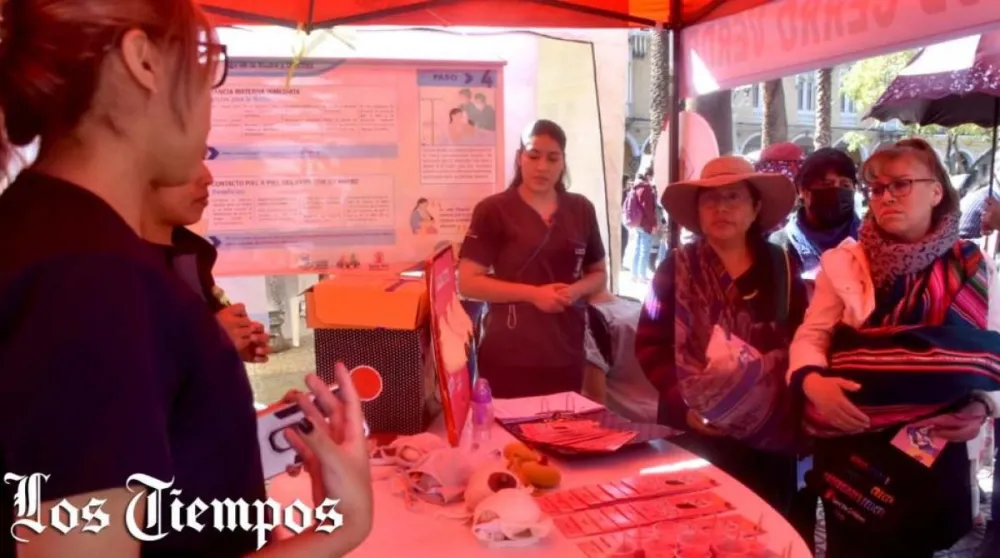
862, 178, 936, 200
199, 42, 229, 89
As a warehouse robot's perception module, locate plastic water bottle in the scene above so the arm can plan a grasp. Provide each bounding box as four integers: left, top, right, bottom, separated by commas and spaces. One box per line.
471, 378, 494, 446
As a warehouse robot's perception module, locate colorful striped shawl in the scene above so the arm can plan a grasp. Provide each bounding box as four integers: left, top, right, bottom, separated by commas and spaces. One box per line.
673, 239, 800, 452
804, 240, 1000, 436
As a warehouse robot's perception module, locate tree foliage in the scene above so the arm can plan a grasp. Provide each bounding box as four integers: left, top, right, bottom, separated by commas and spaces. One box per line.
840, 49, 989, 150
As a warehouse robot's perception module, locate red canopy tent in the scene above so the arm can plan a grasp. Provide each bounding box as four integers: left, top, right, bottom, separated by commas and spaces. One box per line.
199, 0, 769, 248
199, 0, 770, 29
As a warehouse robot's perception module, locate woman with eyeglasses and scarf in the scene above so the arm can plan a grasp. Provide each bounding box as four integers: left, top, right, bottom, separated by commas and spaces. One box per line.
789, 138, 1000, 557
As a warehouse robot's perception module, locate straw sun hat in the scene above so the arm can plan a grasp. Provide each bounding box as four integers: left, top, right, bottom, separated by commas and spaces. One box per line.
662, 155, 795, 235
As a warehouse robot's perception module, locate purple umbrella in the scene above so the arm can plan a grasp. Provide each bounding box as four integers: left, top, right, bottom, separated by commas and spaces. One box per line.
867, 33, 1000, 193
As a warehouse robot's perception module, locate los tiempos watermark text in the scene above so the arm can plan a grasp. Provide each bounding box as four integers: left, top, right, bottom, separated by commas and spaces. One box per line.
5, 473, 344, 549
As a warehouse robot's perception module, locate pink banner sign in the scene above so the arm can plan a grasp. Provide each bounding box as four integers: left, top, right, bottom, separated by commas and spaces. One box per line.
427, 245, 472, 446
653, 110, 720, 191
680, 0, 1000, 98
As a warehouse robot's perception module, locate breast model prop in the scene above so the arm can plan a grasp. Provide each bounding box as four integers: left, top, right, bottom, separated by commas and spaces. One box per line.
471, 489, 554, 548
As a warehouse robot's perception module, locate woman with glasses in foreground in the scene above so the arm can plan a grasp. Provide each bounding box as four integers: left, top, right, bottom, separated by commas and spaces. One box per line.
788, 138, 1000, 557
0, 1, 371, 557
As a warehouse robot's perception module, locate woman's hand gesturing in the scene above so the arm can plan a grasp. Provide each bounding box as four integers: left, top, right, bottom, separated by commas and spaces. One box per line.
284, 365, 374, 548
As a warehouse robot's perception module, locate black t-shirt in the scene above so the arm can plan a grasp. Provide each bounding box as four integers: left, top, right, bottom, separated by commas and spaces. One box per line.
0, 171, 265, 557
148, 227, 225, 315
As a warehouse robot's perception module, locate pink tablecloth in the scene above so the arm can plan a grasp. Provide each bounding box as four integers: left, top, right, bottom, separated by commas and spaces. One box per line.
267, 419, 812, 558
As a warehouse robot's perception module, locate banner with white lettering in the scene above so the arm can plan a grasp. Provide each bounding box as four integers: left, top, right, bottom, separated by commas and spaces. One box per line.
680, 0, 1000, 97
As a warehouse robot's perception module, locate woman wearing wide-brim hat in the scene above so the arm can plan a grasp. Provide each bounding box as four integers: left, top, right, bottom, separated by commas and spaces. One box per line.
635, 156, 809, 520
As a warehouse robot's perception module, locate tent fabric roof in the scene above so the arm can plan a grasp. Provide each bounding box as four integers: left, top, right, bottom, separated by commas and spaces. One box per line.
200, 0, 771, 29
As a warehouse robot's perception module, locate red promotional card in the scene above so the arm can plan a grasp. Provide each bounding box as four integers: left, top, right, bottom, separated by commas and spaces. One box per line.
598, 482, 630, 500
611, 481, 639, 500
563, 490, 590, 511
573, 511, 603, 536
548, 491, 576, 514
620, 471, 718, 498
535, 471, 719, 522
554, 515, 584, 538
663, 491, 733, 519
587, 509, 619, 533
426, 245, 471, 446
617, 503, 643, 525
554, 491, 733, 538
536, 497, 558, 516
600, 505, 633, 529
587, 484, 617, 504
577, 513, 764, 556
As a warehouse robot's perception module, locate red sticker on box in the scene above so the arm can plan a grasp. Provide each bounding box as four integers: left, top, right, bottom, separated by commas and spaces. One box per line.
350, 366, 383, 402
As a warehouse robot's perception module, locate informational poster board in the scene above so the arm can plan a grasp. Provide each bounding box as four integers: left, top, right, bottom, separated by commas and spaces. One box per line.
203, 58, 505, 276
427, 245, 472, 446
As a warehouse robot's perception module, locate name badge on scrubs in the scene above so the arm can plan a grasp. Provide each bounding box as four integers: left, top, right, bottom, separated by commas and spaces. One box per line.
573, 245, 586, 278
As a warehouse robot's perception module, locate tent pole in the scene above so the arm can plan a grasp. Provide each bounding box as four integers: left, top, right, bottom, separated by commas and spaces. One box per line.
667, 0, 682, 249
991, 97, 998, 198
305, 0, 316, 33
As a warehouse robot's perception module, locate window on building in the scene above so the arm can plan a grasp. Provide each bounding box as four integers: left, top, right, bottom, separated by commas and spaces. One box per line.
840, 93, 857, 115
796, 73, 816, 113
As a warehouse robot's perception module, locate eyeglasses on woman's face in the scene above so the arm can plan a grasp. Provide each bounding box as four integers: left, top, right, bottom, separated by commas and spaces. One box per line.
698, 189, 753, 209
199, 42, 229, 89
862, 178, 936, 200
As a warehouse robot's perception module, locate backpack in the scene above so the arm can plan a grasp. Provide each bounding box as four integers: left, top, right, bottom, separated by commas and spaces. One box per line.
622, 185, 645, 227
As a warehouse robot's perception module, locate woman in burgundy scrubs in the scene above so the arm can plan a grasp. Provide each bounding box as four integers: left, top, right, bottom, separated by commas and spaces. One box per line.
458, 120, 608, 398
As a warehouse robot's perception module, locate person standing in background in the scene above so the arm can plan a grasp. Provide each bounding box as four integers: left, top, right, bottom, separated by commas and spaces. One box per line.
770, 148, 861, 275
142, 161, 270, 364
623, 167, 657, 282
973, 192, 1000, 558
753, 142, 805, 184
959, 184, 1000, 239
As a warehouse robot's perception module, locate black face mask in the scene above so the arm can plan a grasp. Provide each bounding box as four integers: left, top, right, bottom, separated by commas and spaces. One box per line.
807, 188, 855, 228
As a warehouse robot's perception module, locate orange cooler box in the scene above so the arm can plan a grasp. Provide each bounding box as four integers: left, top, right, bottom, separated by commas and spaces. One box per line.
305, 273, 439, 435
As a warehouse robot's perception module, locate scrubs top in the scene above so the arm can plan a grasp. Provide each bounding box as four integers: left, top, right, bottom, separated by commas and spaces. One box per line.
0, 172, 265, 557
148, 226, 226, 314
460, 186, 606, 397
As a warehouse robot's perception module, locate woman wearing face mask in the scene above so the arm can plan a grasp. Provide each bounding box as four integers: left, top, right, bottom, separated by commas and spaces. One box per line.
771, 148, 860, 275
0, 2, 372, 556
458, 119, 608, 398
789, 139, 1000, 557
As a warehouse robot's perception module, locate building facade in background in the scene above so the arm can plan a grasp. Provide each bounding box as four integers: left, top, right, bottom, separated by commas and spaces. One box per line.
623, 31, 994, 182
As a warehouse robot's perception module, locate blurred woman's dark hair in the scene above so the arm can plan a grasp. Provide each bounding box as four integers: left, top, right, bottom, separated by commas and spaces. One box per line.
509, 119, 569, 193
0, 0, 216, 179
795, 148, 857, 191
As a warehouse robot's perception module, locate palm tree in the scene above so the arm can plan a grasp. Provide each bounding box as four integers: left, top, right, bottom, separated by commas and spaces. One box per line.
814, 68, 833, 150
762, 79, 788, 147
648, 28, 671, 155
